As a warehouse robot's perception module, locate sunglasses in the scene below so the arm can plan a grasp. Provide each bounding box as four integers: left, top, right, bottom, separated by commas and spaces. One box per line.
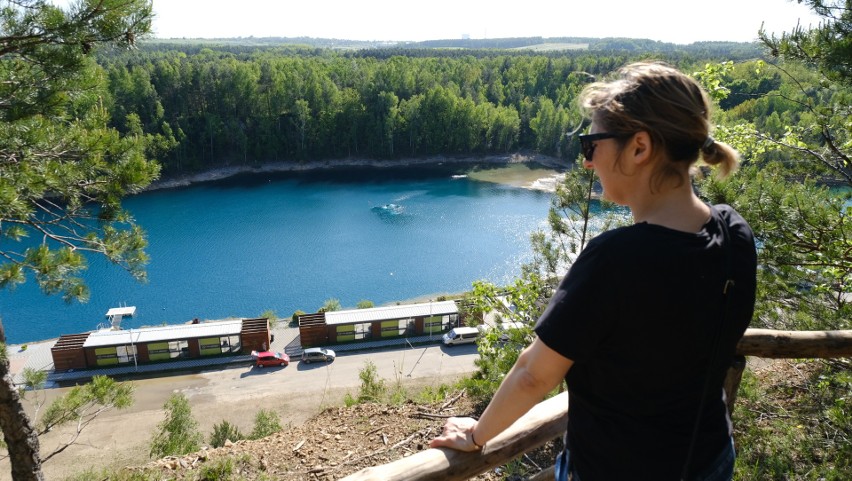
577, 132, 625, 162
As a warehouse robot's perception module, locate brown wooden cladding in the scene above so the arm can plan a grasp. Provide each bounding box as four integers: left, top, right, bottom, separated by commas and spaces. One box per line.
298, 313, 328, 348
240, 317, 270, 353
50, 333, 90, 371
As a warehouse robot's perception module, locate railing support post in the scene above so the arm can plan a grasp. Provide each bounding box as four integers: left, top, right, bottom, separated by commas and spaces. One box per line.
723, 355, 747, 415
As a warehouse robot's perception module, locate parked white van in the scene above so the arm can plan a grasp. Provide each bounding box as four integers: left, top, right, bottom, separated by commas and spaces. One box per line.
442, 326, 480, 346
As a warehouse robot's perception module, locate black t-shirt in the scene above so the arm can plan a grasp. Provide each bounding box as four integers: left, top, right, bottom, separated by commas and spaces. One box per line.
535, 205, 757, 481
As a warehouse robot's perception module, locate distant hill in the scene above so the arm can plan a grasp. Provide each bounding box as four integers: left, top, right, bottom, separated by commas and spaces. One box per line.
145, 35, 763, 58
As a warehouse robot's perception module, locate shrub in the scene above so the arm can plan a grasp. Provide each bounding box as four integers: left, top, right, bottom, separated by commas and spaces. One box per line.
356, 299, 374, 309
197, 457, 234, 480
149, 393, 203, 458
209, 420, 245, 448
357, 360, 386, 403
319, 298, 341, 312
250, 408, 282, 439
290, 310, 306, 327
260, 309, 278, 329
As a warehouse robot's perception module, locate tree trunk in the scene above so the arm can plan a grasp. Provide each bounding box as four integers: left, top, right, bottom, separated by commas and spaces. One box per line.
0, 322, 44, 480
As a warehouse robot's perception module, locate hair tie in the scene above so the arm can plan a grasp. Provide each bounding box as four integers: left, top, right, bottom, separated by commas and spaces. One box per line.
701, 137, 715, 151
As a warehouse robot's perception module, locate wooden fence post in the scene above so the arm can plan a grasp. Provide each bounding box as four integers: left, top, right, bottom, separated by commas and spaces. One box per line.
724, 355, 747, 415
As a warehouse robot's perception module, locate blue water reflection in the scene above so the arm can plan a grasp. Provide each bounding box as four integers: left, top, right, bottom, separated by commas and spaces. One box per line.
1, 166, 556, 344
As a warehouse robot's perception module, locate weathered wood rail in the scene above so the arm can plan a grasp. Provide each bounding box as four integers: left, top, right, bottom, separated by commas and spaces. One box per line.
341, 329, 852, 481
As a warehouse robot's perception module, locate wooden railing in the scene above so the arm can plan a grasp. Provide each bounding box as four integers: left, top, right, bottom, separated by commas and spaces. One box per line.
341, 329, 852, 481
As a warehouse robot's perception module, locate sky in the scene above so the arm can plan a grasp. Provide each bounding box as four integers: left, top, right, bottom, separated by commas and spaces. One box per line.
150, 0, 824, 44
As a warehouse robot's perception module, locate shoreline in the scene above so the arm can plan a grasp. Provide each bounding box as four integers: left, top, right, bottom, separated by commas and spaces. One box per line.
6, 291, 469, 353
9, 154, 564, 348
144, 152, 567, 192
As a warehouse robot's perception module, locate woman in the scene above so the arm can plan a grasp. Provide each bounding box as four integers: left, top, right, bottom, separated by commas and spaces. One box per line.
430, 62, 757, 481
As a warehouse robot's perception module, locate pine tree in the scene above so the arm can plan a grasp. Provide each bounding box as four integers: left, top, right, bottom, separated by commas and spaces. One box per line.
0, 1, 156, 479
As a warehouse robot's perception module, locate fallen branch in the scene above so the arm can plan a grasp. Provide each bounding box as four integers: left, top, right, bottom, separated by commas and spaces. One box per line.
390, 433, 418, 451
366, 425, 388, 436
411, 412, 455, 420
292, 439, 306, 452
440, 389, 466, 411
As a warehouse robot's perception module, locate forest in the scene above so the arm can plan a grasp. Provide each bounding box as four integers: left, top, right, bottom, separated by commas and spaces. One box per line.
98, 40, 792, 178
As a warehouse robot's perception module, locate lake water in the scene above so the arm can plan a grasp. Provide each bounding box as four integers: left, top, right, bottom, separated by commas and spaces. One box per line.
0, 164, 558, 344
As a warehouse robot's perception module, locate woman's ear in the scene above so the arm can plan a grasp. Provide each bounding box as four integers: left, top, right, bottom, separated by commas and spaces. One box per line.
631, 131, 653, 165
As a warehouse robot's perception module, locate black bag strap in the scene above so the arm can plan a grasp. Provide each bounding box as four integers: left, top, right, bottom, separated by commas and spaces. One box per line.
681, 206, 735, 481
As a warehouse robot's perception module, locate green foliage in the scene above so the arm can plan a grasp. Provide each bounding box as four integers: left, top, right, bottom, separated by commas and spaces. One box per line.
693, 61, 734, 102
209, 420, 244, 448
64, 454, 258, 481
356, 360, 387, 403
249, 409, 282, 439
699, 165, 850, 331
196, 457, 235, 480
356, 299, 375, 309
64, 467, 162, 481
259, 309, 278, 329
92, 48, 653, 174
290, 310, 305, 327
39, 374, 132, 428
760, 1, 852, 84
733, 361, 852, 480
19, 368, 47, 394
413, 383, 456, 404
0, 0, 159, 305
319, 298, 342, 313
149, 393, 203, 458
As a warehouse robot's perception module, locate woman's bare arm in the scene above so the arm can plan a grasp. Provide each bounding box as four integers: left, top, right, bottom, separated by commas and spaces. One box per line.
430, 337, 573, 451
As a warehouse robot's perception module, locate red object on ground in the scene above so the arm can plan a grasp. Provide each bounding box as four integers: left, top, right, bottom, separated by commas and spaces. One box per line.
251, 350, 290, 367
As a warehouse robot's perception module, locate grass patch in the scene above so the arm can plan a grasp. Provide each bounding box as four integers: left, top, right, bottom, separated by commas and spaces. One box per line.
733, 359, 852, 480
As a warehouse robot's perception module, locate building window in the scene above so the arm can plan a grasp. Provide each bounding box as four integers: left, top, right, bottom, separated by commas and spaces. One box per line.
397, 318, 414, 336
116, 345, 137, 364
169, 340, 189, 359
354, 323, 371, 340
425, 315, 451, 333
221, 335, 241, 353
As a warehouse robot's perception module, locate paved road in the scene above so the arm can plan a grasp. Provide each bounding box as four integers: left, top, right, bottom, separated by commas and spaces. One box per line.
134, 341, 480, 411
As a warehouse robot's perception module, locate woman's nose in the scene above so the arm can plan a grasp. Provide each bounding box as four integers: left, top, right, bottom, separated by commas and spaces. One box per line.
582, 158, 594, 170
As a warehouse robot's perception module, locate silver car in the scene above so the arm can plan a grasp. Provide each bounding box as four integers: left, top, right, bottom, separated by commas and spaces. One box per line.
301, 347, 336, 363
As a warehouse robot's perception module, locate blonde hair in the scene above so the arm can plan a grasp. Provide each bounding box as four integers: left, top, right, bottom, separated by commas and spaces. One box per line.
578, 62, 738, 190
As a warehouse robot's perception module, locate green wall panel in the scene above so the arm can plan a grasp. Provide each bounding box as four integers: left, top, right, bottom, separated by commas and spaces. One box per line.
381, 320, 400, 337
95, 347, 119, 366
147, 341, 172, 361
336, 325, 355, 342
199, 337, 221, 356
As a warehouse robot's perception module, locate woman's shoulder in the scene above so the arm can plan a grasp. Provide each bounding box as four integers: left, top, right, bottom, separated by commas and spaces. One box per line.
711, 204, 755, 241
582, 224, 659, 258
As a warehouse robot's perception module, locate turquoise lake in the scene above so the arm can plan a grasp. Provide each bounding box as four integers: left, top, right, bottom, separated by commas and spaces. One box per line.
0, 164, 557, 344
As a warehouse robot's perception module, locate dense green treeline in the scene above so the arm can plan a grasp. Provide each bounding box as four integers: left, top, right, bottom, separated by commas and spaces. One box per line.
99, 39, 845, 182
102, 48, 637, 174
102, 43, 775, 176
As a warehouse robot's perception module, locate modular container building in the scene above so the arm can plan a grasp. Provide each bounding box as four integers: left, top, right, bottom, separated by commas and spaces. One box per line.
50, 317, 270, 371
298, 300, 459, 347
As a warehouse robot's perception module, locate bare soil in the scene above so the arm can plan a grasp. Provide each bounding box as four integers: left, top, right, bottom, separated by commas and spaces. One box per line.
128, 393, 560, 481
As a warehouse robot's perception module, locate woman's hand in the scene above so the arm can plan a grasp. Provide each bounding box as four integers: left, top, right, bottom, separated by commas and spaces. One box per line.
429, 416, 482, 451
